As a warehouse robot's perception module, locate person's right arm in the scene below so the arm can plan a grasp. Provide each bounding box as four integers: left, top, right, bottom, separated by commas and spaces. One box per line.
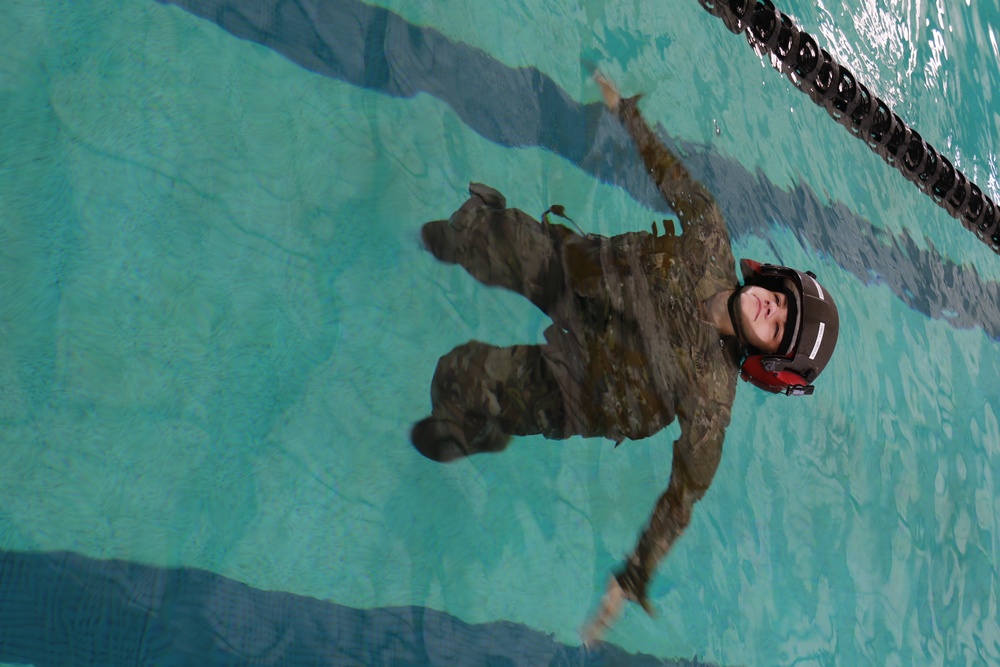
617, 96, 717, 233
581, 396, 730, 644
595, 74, 723, 237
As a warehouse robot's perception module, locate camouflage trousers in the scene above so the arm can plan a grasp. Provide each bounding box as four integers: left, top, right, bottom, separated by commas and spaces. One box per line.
419, 184, 583, 450
416, 183, 679, 457
429, 340, 569, 443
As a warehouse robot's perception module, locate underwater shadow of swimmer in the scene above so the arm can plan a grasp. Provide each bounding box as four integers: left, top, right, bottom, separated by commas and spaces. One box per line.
157, 0, 1000, 340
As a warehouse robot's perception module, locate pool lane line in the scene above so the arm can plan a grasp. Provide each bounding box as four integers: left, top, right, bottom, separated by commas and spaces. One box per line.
698, 0, 1000, 254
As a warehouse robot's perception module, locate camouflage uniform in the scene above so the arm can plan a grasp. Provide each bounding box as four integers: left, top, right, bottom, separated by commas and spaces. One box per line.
414, 97, 741, 608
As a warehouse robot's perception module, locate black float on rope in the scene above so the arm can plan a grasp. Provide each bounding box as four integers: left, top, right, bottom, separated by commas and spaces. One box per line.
698, 0, 1000, 253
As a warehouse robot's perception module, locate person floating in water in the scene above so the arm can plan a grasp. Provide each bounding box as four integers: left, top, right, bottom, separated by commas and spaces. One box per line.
410, 74, 841, 642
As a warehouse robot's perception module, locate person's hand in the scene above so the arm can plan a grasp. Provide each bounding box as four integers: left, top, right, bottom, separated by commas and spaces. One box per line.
593, 72, 621, 112
580, 576, 627, 646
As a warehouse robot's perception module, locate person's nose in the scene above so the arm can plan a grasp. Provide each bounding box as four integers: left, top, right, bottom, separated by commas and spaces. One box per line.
770, 298, 787, 323
765, 296, 784, 321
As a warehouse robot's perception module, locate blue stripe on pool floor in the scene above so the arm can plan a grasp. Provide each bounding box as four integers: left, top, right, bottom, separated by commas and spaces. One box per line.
0, 550, 719, 667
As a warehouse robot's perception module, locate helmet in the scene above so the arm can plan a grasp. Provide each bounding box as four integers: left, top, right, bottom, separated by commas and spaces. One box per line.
729, 259, 839, 396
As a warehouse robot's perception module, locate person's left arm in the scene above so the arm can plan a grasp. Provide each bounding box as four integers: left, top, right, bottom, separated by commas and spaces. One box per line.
582, 398, 730, 644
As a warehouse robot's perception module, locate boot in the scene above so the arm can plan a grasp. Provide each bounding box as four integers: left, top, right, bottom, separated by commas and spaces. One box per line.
410, 416, 511, 463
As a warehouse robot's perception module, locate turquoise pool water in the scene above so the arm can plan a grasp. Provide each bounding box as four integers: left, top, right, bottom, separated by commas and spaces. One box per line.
1, 0, 999, 665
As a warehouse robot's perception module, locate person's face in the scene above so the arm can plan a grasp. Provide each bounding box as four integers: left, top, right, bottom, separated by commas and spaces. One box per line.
738, 285, 790, 354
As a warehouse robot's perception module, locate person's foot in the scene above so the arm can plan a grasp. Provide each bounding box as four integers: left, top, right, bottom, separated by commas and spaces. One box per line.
410, 417, 511, 462
469, 420, 511, 455
420, 220, 457, 263
411, 418, 468, 462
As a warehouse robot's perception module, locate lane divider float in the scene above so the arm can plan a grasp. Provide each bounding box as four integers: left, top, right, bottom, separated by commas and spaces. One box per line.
698, 0, 1000, 253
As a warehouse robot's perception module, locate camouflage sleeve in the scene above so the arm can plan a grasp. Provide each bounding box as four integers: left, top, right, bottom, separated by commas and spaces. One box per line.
614, 398, 730, 610
616, 96, 732, 274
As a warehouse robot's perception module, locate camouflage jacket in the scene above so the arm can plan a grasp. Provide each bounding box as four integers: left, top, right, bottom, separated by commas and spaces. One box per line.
542, 96, 741, 605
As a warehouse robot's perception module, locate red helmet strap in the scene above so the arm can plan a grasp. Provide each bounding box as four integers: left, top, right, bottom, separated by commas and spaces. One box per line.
740, 355, 814, 396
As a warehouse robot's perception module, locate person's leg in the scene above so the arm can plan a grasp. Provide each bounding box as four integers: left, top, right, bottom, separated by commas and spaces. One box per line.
410, 340, 568, 462
421, 183, 571, 315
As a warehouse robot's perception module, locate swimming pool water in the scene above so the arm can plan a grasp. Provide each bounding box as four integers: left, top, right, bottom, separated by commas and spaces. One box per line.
1, 0, 999, 665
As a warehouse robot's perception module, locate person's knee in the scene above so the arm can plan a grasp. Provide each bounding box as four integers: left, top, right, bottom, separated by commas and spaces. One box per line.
433, 341, 491, 382
468, 183, 506, 209
410, 418, 468, 462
